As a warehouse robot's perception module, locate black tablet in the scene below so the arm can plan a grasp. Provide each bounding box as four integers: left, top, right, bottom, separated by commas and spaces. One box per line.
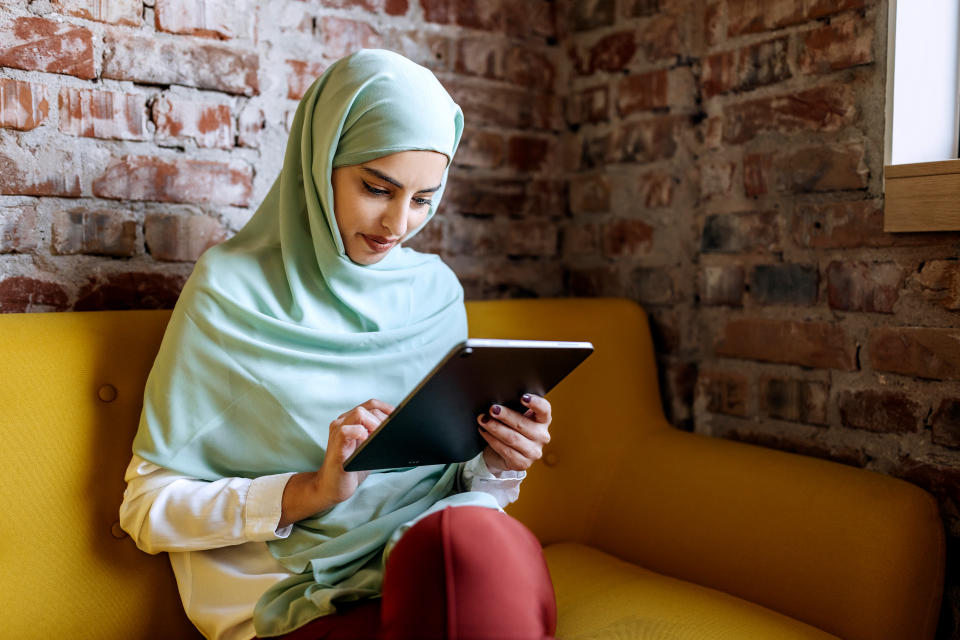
343, 338, 594, 472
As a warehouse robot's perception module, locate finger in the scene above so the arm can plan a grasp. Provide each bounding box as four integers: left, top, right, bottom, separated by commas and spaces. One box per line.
339, 423, 369, 443
479, 428, 530, 471
484, 405, 548, 444
520, 394, 551, 424
478, 415, 541, 461
362, 398, 396, 414
352, 407, 384, 433
370, 408, 389, 422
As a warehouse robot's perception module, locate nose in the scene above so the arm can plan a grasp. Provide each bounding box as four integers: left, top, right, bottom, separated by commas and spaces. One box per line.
381, 199, 411, 238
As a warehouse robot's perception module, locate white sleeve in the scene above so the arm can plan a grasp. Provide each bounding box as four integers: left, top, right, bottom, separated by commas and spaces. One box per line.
118, 453, 296, 555
457, 452, 526, 509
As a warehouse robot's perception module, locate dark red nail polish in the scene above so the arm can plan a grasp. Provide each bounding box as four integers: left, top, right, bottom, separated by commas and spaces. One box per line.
491, 405, 501, 415
480, 414, 489, 423
522, 394, 531, 403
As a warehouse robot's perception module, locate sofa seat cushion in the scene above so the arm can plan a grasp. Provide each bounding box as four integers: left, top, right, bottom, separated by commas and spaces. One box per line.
545, 543, 841, 640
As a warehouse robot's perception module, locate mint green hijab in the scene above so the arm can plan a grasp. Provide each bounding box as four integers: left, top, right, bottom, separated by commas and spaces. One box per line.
131, 49, 500, 636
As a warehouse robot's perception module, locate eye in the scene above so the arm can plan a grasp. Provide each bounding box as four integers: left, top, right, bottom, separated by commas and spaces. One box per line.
413, 197, 433, 207
362, 181, 389, 196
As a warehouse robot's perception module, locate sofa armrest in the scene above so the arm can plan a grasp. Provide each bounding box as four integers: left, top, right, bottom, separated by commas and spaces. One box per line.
585, 428, 944, 640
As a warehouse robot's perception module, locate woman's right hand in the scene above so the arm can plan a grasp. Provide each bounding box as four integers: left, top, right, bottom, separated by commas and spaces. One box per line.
317, 398, 395, 504
279, 398, 394, 528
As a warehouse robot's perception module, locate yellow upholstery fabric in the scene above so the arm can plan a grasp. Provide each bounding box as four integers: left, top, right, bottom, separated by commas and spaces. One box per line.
545, 543, 840, 640
0, 298, 945, 640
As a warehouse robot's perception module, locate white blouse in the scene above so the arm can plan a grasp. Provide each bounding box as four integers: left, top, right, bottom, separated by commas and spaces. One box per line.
118, 453, 525, 640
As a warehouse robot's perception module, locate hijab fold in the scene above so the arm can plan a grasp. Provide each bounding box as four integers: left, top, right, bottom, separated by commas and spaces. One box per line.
131, 49, 500, 637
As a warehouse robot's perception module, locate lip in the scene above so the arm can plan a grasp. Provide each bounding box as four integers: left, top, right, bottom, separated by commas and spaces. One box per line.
362, 234, 398, 253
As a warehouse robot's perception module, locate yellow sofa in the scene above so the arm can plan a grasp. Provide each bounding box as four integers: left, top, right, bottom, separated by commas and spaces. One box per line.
0, 297, 945, 639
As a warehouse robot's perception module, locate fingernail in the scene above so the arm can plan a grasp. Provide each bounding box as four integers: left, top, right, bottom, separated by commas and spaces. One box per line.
479, 426, 487, 433
522, 394, 531, 403
480, 414, 490, 423
491, 405, 501, 415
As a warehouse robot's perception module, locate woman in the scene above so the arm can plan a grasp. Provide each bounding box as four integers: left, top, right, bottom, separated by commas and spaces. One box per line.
119, 49, 557, 640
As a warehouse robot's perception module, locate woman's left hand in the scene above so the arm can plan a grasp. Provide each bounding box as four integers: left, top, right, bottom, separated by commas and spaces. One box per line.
477, 394, 552, 473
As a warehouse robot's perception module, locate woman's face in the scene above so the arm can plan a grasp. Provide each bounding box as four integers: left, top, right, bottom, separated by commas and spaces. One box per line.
331, 149, 449, 265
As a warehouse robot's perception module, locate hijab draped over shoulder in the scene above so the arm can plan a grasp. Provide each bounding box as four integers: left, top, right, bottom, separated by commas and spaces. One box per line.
131, 48, 500, 637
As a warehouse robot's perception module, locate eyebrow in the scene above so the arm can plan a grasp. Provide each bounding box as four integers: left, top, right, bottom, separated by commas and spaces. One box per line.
360, 166, 441, 193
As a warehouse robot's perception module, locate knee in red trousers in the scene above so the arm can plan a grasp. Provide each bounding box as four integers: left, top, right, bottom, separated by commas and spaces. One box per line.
380, 506, 557, 640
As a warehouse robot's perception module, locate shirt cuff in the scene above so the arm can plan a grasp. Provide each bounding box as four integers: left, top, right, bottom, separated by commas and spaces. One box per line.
243, 472, 296, 541
460, 452, 526, 508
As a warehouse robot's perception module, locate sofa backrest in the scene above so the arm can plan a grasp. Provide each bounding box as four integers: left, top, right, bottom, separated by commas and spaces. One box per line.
0, 297, 663, 637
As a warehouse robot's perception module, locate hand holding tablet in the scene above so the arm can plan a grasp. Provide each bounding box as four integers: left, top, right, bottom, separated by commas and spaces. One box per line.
343, 338, 594, 472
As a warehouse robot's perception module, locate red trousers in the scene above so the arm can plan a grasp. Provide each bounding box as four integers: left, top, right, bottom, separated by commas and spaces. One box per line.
266, 506, 557, 640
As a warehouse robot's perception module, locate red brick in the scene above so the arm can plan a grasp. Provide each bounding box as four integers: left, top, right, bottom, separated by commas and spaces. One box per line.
561, 221, 601, 259
152, 95, 233, 149
826, 261, 903, 313
697, 369, 749, 416
617, 69, 669, 116
760, 376, 828, 425
701, 37, 790, 98
0, 78, 49, 131
402, 218, 443, 255
568, 265, 623, 297
458, 259, 564, 300
579, 132, 611, 170
277, 4, 314, 35
444, 176, 526, 216
724, 430, 867, 467
791, 200, 956, 248
751, 263, 819, 305
0, 276, 69, 313
637, 14, 681, 62
502, 0, 556, 39
589, 31, 636, 73
54, 0, 142, 25
502, 219, 558, 258
638, 172, 673, 208
446, 79, 559, 130
319, 17, 382, 60
74, 272, 187, 311
626, 0, 660, 17
723, 85, 855, 144
144, 213, 227, 262
726, 0, 863, 37
156, 0, 257, 40
567, 86, 609, 125
51, 208, 138, 257
321, 0, 381, 11
613, 116, 677, 164
503, 45, 555, 92
526, 179, 567, 217
799, 14, 875, 74
700, 156, 737, 200
569, 174, 611, 214
421, 0, 452, 23
715, 318, 857, 370
455, 38, 499, 79
445, 215, 497, 257
743, 152, 772, 197
0, 205, 38, 253
59, 87, 149, 141
0, 15, 95, 80
704, 116, 724, 150
381, 31, 452, 73
631, 266, 677, 306
507, 135, 550, 172
0, 132, 82, 197
385, 0, 410, 16
603, 218, 654, 256
704, 0, 722, 47
701, 265, 744, 306
455, 0, 504, 31
287, 60, 328, 100
455, 130, 503, 169
700, 210, 779, 253
838, 389, 922, 433
869, 327, 960, 381
237, 103, 264, 148
93, 155, 253, 207
915, 260, 960, 312
103, 29, 259, 96
569, 0, 615, 31
894, 460, 960, 525
775, 142, 868, 193
932, 398, 960, 449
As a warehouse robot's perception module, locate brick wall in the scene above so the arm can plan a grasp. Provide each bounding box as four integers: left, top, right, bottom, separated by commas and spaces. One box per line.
0, 0, 561, 309
560, 0, 960, 634
4, 0, 960, 634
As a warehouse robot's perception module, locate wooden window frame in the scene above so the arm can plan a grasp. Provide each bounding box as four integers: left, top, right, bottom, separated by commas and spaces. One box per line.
883, 160, 960, 231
